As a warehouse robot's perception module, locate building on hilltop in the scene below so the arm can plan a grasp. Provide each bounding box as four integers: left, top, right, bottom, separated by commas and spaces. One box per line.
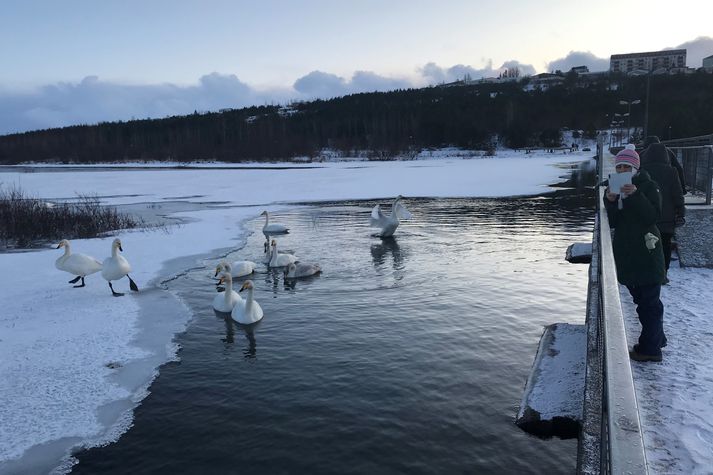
703, 54, 713, 70
610, 49, 686, 74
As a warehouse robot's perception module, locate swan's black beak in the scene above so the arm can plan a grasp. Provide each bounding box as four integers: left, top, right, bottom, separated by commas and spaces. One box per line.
119, 245, 123, 252
55, 244, 61, 249
214, 270, 219, 277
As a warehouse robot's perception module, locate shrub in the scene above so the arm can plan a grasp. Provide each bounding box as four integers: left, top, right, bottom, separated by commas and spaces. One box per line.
0, 184, 142, 248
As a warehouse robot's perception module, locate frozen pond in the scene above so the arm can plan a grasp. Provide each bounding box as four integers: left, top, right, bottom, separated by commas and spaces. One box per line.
68, 193, 594, 474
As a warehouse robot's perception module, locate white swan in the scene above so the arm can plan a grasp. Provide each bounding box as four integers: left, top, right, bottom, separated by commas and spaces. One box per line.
269, 239, 298, 267
370, 195, 412, 237
213, 271, 244, 313
284, 262, 321, 279
231, 280, 263, 324
260, 210, 289, 234
214, 260, 256, 278
54, 239, 103, 287
101, 238, 139, 297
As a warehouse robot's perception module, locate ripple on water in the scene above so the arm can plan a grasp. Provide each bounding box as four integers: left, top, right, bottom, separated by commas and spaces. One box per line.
73, 194, 594, 475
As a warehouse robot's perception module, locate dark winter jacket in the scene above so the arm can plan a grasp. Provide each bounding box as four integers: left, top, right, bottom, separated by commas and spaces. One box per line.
604, 170, 666, 286
640, 137, 686, 194
642, 143, 685, 233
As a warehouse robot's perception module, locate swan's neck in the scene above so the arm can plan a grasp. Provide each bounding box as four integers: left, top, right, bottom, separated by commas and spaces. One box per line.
270, 247, 277, 265
244, 288, 255, 312
224, 278, 234, 303
112, 245, 120, 257
62, 244, 71, 257
264, 213, 269, 226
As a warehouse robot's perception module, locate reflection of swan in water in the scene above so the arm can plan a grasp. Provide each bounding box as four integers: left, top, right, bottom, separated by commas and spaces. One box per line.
370, 236, 404, 269
370, 195, 412, 237
215, 314, 258, 357
261, 210, 289, 234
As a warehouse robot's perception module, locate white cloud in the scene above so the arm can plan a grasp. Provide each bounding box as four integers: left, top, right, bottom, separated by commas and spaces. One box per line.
674, 36, 713, 67
546, 51, 610, 73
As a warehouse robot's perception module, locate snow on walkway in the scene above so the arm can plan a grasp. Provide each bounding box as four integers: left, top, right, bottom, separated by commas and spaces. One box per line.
621, 265, 713, 474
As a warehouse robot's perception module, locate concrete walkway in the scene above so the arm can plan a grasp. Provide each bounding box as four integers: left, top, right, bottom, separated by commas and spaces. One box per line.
602, 151, 713, 472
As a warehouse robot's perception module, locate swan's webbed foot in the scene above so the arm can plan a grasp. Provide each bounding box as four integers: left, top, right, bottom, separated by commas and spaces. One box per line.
128, 275, 139, 292
109, 282, 124, 297
68, 276, 82, 284
73, 277, 86, 288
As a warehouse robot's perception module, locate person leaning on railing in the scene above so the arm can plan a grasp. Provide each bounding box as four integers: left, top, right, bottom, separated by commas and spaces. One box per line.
604, 148, 667, 363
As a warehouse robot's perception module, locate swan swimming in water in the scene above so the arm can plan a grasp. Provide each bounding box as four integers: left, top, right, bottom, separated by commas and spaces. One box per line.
231, 280, 264, 324
370, 195, 412, 237
101, 238, 139, 297
54, 239, 103, 287
214, 260, 256, 279
260, 210, 289, 234
269, 240, 298, 267
283, 262, 321, 279
213, 271, 244, 313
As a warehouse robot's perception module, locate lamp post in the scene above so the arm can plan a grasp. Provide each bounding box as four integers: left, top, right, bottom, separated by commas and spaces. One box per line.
619, 99, 641, 144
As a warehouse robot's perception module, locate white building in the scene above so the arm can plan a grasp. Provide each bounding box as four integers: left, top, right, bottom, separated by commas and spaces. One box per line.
610, 49, 686, 73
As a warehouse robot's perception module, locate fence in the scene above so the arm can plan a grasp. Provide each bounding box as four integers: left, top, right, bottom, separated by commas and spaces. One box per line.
668, 146, 713, 205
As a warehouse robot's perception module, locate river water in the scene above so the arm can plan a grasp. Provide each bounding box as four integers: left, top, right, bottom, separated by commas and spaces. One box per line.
71, 192, 594, 474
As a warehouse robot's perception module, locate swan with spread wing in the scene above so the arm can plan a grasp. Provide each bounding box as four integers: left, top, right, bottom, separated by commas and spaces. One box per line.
370, 195, 412, 237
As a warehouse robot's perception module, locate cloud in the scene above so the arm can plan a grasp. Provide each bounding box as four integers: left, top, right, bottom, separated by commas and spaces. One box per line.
546, 51, 610, 73
292, 70, 413, 99
419, 59, 535, 84
674, 36, 713, 67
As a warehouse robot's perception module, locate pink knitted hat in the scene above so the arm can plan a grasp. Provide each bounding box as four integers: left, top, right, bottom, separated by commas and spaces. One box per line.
615, 148, 640, 170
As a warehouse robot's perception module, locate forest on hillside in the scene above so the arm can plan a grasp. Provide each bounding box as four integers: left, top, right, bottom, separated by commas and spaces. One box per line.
0, 71, 712, 164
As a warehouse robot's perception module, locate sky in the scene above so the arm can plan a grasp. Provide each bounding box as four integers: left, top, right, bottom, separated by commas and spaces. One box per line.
1, 0, 712, 135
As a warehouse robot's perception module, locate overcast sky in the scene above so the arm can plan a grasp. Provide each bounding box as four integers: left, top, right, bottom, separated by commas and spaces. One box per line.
1, 0, 712, 135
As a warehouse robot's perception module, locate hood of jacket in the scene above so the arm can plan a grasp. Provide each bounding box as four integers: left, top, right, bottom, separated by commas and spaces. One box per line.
644, 143, 670, 165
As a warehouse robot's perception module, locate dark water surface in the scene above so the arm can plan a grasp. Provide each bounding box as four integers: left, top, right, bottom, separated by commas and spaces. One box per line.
73, 193, 595, 474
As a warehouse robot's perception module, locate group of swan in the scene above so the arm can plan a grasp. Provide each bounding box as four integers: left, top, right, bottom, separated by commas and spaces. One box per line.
370, 195, 412, 237
213, 273, 263, 324
211, 210, 324, 324
55, 238, 139, 296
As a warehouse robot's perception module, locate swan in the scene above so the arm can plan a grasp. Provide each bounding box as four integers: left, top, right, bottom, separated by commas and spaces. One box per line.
284, 262, 321, 279
213, 271, 245, 313
231, 280, 264, 324
260, 210, 289, 234
54, 239, 103, 287
269, 240, 298, 267
214, 260, 256, 278
370, 195, 412, 237
101, 238, 139, 297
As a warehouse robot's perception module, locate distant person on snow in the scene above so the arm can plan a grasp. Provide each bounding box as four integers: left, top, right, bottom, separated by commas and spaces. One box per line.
641, 143, 685, 280
605, 148, 667, 362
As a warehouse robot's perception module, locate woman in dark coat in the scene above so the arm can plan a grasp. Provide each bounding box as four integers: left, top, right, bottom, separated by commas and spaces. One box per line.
605, 148, 667, 362
642, 142, 685, 275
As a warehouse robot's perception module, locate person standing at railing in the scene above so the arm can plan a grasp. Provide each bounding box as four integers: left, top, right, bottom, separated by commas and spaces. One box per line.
641, 143, 685, 282
640, 136, 686, 195
605, 148, 667, 362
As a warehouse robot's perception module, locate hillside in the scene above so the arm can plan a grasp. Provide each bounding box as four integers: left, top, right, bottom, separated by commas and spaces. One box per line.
0, 72, 711, 164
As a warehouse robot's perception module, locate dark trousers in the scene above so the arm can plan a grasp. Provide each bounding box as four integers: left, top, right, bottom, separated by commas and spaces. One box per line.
661, 232, 674, 271
626, 283, 665, 356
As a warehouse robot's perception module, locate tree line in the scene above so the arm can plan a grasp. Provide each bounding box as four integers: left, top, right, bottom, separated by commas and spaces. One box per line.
0, 71, 711, 164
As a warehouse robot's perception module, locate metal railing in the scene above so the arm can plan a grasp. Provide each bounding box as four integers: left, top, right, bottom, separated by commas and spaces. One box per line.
577, 138, 648, 474
669, 145, 713, 205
